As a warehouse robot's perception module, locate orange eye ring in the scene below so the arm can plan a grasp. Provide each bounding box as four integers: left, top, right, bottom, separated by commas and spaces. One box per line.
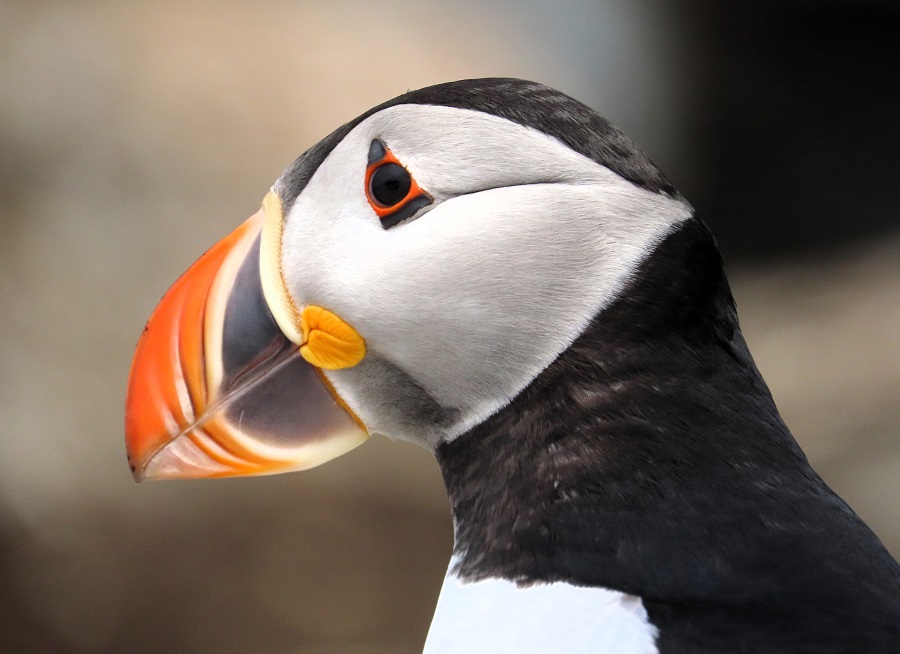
365, 140, 432, 228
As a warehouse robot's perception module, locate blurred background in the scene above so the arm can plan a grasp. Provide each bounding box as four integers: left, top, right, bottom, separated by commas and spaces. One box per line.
1, 0, 898, 652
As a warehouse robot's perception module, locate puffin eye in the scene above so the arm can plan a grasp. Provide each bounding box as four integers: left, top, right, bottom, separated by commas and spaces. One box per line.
365, 139, 432, 230
369, 163, 411, 208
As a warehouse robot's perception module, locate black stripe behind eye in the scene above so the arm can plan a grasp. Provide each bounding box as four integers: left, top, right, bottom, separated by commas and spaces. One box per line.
380, 195, 433, 229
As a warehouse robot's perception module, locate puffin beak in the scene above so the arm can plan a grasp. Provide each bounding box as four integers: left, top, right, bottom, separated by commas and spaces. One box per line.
125, 198, 367, 481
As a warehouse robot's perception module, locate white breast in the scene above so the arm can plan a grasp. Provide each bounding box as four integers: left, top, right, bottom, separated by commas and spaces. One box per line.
423, 561, 659, 654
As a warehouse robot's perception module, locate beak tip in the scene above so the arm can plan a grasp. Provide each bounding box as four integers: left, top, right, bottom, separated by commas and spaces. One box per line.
127, 452, 145, 483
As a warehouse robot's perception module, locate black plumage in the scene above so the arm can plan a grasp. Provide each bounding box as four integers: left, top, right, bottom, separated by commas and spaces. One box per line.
437, 218, 900, 653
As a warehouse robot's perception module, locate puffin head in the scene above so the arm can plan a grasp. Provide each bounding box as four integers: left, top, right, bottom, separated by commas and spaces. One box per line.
125, 78, 691, 481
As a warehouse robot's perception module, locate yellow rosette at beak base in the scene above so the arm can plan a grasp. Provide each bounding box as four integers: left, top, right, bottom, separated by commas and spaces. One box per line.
299, 305, 367, 370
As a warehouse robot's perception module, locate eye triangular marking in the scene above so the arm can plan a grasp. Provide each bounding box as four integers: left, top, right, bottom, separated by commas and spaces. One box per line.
365, 139, 432, 229
367, 139, 386, 165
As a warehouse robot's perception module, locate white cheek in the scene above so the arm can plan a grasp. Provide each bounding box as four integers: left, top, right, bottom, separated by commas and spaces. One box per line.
360, 183, 687, 420
279, 104, 690, 444
377, 106, 610, 196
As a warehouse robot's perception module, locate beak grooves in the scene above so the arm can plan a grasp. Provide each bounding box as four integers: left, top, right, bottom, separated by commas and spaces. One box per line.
125, 214, 262, 479
126, 196, 371, 482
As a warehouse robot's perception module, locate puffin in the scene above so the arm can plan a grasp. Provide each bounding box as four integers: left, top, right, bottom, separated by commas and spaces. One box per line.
124, 78, 900, 653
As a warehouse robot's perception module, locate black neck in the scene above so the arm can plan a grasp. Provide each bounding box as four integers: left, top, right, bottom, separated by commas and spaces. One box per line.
436, 219, 900, 651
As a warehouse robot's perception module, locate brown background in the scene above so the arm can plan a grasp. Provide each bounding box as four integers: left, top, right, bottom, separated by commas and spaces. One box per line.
1, 1, 898, 652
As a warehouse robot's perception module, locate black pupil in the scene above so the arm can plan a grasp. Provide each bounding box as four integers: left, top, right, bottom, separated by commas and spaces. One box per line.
370, 163, 411, 207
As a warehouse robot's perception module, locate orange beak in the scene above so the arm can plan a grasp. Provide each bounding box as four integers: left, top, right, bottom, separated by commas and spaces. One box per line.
125, 206, 367, 481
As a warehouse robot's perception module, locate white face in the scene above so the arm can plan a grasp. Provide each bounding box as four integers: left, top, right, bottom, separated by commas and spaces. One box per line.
278, 104, 691, 448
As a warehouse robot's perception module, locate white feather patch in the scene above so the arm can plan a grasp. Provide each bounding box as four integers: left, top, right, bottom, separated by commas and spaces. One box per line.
424, 562, 659, 654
